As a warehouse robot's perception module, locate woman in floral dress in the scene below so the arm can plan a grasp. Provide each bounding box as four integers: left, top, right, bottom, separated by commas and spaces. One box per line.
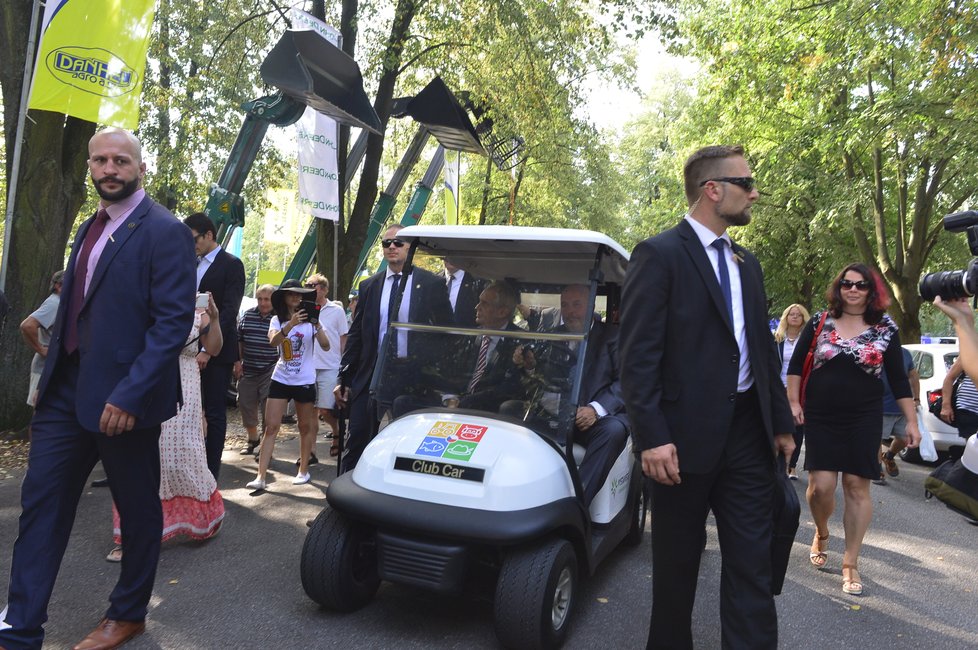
787, 263, 920, 596
108, 293, 225, 560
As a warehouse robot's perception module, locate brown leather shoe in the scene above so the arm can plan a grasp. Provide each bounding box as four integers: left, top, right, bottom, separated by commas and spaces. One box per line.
73, 618, 145, 650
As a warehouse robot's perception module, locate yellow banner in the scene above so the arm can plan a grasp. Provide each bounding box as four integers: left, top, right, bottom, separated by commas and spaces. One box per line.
28, 0, 157, 128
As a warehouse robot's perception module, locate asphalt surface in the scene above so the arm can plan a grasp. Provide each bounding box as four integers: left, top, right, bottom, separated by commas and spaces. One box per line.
1, 427, 977, 649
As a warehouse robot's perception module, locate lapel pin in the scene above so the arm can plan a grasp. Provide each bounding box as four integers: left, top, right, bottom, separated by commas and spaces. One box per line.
732, 251, 744, 264
128, 222, 135, 229
108, 234, 115, 242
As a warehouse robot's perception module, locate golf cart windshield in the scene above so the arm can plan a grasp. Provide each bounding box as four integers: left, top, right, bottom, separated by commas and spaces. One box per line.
370, 226, 629, 449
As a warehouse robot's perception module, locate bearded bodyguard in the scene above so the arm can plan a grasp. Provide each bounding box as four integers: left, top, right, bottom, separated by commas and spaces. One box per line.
0, 128, 195, 650
620, 145, 795, 649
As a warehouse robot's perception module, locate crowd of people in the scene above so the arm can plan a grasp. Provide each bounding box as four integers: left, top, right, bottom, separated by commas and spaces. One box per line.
0, 128, 971, 650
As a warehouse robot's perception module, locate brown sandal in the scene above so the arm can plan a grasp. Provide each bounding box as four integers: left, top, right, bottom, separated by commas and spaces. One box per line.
809, 532, 829, 568
329, 440, 339, 457
842, 564, 863, 595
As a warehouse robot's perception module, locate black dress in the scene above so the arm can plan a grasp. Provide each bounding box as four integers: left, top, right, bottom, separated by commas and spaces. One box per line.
787, 312, 911, 479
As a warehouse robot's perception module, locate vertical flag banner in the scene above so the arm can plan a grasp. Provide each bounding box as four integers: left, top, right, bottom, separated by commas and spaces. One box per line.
291, 9, 341, 222
444, 151, 460, 225
28, 0, 157, 128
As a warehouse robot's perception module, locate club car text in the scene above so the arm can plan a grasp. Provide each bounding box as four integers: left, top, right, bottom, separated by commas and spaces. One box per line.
394, 457, 485, 483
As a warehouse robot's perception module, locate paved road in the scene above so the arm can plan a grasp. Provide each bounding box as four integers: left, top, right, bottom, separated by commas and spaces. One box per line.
1, 431, 976, 649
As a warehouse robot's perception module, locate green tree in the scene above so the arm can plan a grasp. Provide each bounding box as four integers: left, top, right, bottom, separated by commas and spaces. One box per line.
658, 0, 978, 339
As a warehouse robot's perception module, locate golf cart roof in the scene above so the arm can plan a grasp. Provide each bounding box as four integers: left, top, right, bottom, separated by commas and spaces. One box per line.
398, 225, 630, 285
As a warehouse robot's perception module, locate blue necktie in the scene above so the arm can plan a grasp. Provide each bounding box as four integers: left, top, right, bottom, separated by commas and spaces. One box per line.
711, 239, 733, 323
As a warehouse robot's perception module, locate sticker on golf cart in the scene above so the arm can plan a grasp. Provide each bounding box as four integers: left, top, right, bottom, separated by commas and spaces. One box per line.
414, 421, 488, 462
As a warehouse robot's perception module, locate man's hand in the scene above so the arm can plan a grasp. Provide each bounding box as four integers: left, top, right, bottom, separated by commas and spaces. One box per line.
904, 417, 921, 449
100, 403, 136, 436
196, 351, 210, 370
641, 444, 681, 486
512, 346, 536, 371
39, 345, 48, 358
233, 360, 243, 381
774, 433, 796, 464
575, 405, 597, 431
333, 385, 350, 409
941, 400, 954, 423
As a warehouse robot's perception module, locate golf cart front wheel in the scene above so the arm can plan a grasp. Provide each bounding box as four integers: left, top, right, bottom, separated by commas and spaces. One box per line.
494, 538, 578, 649
300, 507, 380, 611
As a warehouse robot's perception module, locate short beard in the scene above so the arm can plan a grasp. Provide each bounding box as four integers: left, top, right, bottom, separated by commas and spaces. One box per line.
93, 175, 140, 202
720, 208, 751, 227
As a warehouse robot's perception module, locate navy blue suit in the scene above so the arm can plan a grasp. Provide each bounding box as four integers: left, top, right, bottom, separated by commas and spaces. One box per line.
570, 321, 630, 505
0, 195, 195, 649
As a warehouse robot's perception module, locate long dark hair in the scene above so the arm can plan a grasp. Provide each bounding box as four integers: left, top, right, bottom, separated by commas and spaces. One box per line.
825, 263, 890, 324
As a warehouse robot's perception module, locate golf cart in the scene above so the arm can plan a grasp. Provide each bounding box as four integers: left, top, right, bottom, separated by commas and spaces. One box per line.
301, 226, 647, 649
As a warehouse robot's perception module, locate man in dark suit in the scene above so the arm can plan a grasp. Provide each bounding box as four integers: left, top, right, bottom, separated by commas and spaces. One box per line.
444, 258, 484, 328
553, 284, 628, 506
183, 212, 245, 480
619, 145, 795, 650
334, 224, 453, 472
0, 128, 196, 650
455, 281, 526, 412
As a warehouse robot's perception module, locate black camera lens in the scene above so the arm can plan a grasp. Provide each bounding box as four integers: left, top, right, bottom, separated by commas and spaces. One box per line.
919, 258, 978, 301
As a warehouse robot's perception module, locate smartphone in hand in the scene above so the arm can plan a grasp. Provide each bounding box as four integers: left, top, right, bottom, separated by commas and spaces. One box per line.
299, 300, 321, 324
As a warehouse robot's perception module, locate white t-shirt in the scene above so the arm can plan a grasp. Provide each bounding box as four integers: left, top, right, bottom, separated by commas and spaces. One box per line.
312, 301, 348, 370
29, 293, 60, 376
270, 315, 318, 386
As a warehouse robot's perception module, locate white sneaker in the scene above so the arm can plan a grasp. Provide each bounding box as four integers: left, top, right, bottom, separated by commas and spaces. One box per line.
246, 478, 266, 490
292, 472, 311, 485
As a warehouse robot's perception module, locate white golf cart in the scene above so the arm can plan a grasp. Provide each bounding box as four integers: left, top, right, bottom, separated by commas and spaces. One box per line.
301, 226, 648, 649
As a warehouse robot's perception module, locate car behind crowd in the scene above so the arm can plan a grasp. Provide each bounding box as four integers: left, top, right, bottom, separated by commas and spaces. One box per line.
904, 342, 966, 462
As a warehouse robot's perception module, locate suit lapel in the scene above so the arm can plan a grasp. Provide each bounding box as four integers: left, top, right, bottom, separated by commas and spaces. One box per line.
200, 250, 224, 286
83, 198, 150, 309
678, 220, 734, 334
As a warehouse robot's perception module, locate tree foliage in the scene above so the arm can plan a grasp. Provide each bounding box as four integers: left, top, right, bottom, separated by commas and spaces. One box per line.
648, 0, 978, 340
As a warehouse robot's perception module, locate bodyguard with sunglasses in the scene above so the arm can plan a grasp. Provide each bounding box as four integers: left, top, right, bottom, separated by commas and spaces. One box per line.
334, 224, 453, 472
620, 145, 795, 649
787, 263, 919, 597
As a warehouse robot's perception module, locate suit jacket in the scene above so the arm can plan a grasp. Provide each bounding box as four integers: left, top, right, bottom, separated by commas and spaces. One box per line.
575, 321, 626, 420
619, 218, 793, 473
458, 321, 527, 410
37, 195, 197, 432
340, 266, 453, 400
198, 248, 245, 364
451, 271, 485, 328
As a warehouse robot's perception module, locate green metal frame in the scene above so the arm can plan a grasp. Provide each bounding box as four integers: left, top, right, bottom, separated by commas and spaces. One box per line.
208, 93, 307, 245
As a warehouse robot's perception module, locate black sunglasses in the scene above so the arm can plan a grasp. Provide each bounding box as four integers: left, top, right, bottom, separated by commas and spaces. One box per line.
839, 279, 871, 290
699, 176, 756, 192
381, 238, 406, 249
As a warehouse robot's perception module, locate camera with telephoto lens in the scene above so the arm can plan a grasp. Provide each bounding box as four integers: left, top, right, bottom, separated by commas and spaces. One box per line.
919, 211, 978, 302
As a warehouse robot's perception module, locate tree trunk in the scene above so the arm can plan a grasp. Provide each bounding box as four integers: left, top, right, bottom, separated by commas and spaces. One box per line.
0, 2, 96, 433
339, 0, 422, 298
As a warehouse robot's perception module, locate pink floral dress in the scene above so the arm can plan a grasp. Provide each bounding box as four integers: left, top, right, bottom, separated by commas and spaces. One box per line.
113, 311, 225, 543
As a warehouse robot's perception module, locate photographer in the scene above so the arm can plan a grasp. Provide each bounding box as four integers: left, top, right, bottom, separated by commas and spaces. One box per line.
933, 296, 978, 384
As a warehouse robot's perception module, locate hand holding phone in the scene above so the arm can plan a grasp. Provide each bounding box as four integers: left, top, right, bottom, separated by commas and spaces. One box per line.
299, 300, 321, 325
195, 293, 209, 309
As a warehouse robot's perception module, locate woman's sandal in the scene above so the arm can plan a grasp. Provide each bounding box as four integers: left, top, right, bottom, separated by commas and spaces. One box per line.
842, 564, 863, 595
809, 532, 829, 568
105, 546, 123, 563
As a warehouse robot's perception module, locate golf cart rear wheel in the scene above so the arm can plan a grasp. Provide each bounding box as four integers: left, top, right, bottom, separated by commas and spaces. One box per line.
300, 507, 380, 611
494, 538, 578, 649
624, 479, 650, 547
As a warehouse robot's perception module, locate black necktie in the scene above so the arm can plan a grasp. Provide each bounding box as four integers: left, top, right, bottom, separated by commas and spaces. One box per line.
387, 274, 401, 325
711, 239, 733, 323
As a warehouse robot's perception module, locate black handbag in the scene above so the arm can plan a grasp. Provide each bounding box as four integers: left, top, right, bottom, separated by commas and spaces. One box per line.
771, 456, 800, 595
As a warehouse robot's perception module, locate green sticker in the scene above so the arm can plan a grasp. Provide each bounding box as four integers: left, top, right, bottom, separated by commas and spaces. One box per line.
442, 441, 477, 461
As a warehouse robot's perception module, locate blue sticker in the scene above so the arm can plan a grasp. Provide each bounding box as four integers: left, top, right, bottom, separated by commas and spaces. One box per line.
416, 437, 448, 457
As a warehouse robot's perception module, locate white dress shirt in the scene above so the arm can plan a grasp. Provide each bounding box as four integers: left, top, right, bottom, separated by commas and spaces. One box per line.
684, 215, 753, 391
